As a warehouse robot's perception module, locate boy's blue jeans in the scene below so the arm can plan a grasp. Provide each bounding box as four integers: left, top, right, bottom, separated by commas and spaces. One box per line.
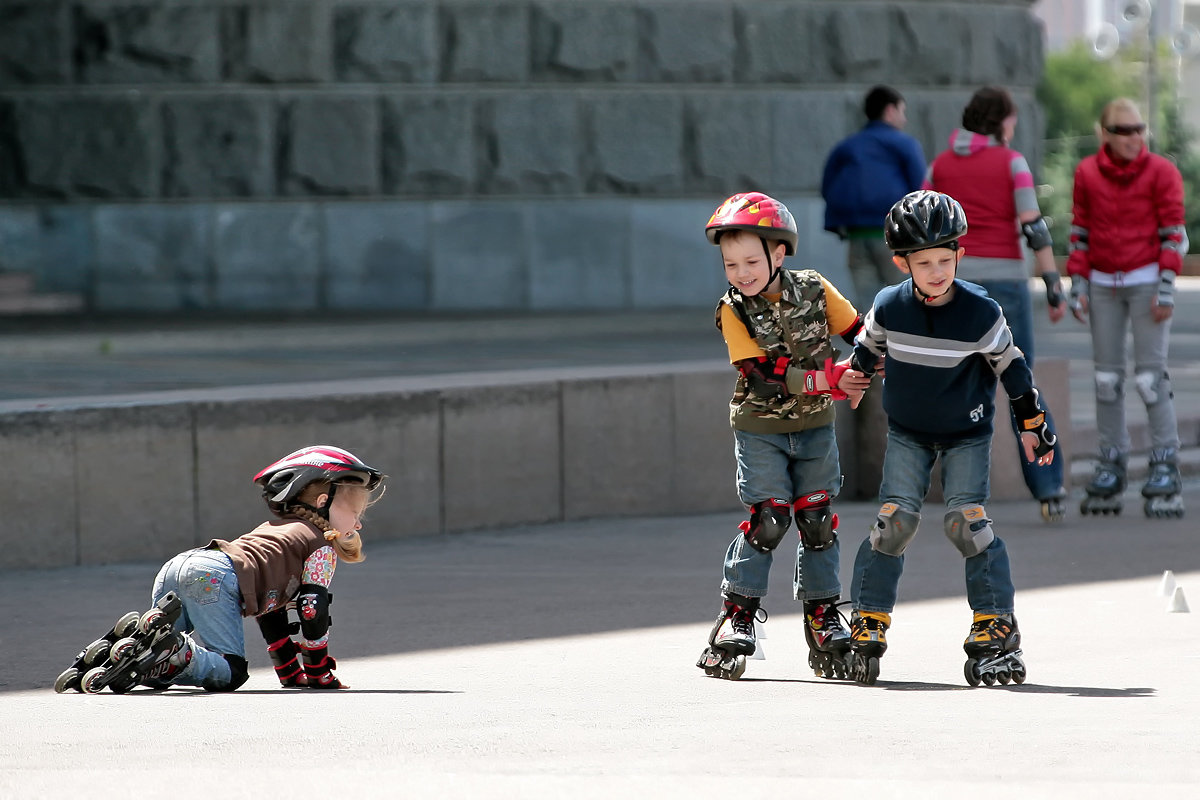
152, 548, 243, 689
851, 426, 1015, 615
722, 425, 843, 601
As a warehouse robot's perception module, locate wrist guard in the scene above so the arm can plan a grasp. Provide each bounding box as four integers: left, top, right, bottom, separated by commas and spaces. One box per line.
1042, 271, 1063, 308
300, 644, 342, 689
737, 356, 789, 399
849, 352, 877, 377
802, 358, 850, 400
1010, 388, 1057, 458
1069, 276, 1088, 314
1156, 271, 1176, 308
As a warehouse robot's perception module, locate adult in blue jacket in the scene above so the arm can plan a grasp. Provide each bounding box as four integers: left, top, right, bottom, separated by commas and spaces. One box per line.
822, 85, 927, 308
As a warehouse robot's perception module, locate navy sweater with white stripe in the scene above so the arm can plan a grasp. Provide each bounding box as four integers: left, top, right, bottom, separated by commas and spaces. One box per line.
851, 279, 1034, 442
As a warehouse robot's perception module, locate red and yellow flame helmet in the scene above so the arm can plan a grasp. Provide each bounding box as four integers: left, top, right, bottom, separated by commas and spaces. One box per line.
705, 192, 798, 255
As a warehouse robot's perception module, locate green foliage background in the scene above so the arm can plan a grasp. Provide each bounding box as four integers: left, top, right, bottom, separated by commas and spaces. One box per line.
1036, 40, 1200, 256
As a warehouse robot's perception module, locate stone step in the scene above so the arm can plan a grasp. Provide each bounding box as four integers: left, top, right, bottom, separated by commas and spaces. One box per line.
0, 272, 84, 315
0, 272, 35, 295
0, 292, 85, 315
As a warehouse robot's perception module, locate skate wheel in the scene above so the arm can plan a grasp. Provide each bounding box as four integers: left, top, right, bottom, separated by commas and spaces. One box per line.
855, 656, 879, 685
1011, 664, 1027, 684
982, 671, 997, 686
964, 659, 982, 687
115, 611, 141, 638
83, 638, 112, 666
997, 670, 1012, 685
727, 655, 747, 680
138, 608, 167, 635
109, 636, 138, 663
80, 666, 108, 694
54, 667, 81, 694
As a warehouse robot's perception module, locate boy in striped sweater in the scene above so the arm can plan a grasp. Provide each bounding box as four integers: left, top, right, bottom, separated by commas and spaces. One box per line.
846, 191, 1057, 687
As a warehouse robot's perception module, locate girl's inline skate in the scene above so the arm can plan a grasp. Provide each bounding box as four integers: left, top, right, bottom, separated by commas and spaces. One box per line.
849, 610, 890, 685
56, 591, 187, 694
963, 612, 1025, 687
1080, 448, 1126, 516
696, 594, 762, 680
1142, 448, 1185, 518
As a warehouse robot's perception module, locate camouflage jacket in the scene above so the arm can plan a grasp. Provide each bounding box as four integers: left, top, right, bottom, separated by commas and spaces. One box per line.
715, 268, 838, 433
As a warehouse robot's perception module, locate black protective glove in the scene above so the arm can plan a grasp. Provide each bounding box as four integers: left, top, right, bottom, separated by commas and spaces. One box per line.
1042, 271, 1064, 309
1011, 388, 1057, 459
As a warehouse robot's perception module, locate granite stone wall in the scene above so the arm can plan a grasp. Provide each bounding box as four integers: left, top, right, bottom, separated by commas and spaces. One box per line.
0, 0, 1045, 312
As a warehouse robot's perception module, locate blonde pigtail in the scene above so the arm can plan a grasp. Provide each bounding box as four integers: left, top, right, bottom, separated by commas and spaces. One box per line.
288, 506, 366, 564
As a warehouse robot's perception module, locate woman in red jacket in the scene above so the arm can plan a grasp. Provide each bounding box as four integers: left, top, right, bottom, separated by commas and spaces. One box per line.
925, 86, 1067, 522
1067, 98, 1188, 518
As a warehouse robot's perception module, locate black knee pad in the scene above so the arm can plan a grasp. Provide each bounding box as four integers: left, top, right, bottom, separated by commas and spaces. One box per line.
793, 491, 836, 551
741, 499, 791, 553
204, 654, 249, 693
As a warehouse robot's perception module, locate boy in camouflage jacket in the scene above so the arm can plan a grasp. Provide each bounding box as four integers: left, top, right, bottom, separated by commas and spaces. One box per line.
696, 192, 870, 681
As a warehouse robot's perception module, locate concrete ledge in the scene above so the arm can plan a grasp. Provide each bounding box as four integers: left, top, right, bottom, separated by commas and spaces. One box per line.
0, 358, 1073, 570
0, 362, 741, 570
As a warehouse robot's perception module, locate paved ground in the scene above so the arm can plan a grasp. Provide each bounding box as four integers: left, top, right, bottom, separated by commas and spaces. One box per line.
2, 488, 1199, 797
3, 281, 1200, 795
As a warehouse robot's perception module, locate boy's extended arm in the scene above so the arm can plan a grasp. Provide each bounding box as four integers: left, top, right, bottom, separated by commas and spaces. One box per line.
848, 306, 886, 376
818, 275, 865, 345
1010, 387, 1057, 464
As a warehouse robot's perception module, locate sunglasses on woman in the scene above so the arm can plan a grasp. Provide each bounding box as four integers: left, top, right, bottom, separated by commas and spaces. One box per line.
1104, 123, 1147, 136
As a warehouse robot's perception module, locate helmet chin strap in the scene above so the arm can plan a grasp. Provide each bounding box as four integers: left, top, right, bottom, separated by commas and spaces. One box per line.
763, 238, 781, 287
913, 283, 950, 304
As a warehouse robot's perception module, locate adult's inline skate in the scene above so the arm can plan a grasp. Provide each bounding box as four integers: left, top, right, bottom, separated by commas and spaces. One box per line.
1143, 448, 1185, 518
1080, 447, 1126, 516
803, 599, 852, 680
963, 612, 1026, 687
849, 610, 890, 685
696, 594, 761, 680
1039, 487, 1068, 523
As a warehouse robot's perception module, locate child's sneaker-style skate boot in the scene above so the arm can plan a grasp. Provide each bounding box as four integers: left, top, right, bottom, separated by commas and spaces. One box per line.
141, 631, 197, 689
1142, 448, 1185, 518
1080, 447, 1126, 516
696, 594, 762, 680
850, 610, 890, 685
804, 599, 852, 680
963, 612, 1026, 687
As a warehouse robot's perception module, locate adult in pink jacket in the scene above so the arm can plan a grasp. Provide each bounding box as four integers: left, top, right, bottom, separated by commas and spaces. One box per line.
1067, 97, 1188, 518
925, 86, 1067, 522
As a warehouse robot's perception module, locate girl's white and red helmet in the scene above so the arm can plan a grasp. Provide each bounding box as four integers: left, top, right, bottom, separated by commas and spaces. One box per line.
254, 445, 384, 513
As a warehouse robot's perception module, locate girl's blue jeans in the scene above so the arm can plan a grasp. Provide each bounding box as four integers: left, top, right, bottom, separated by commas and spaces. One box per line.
152, 548, 243, 689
